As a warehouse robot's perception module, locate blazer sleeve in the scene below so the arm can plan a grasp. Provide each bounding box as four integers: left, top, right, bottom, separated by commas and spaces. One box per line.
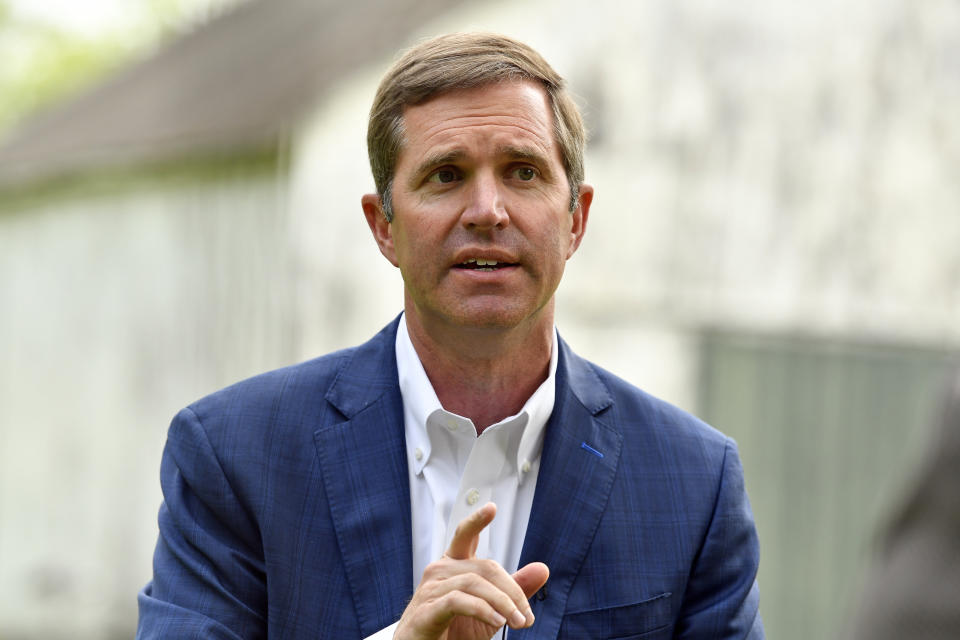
137, 407, 267, 639
676, 438, 764, 639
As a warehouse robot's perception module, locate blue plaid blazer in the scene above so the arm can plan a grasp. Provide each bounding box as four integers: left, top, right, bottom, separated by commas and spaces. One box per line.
138, 317, 763, 638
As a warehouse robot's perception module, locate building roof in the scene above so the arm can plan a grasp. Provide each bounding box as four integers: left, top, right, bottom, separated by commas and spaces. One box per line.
0, 0, 464, 189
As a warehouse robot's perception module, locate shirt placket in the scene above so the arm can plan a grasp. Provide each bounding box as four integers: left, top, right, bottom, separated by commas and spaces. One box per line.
444, 425, 511, 562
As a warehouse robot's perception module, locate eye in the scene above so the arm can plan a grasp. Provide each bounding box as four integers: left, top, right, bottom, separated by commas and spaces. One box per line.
511, 166, 538, 181
427, 168, 461, 184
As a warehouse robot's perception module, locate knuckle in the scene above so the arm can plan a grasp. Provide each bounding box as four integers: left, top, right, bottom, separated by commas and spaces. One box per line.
465, 599, 486, 618
478, 558, 502, 575
421, 556, 454, 580
437, 590, 460, 610
462, 572, 486, 591
421, 562, 441, 580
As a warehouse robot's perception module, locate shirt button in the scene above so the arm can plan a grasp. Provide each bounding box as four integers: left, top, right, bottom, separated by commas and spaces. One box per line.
521, 460, 531, 474
414, 447, 423, 461
446, 420, 458, 432
466, 488, 480, 505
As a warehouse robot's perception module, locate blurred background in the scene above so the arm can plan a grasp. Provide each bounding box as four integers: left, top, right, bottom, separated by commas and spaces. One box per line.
1, 0, 958, 637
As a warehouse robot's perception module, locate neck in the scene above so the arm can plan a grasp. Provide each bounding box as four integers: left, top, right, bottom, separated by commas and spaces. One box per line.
405, 306, 554, 434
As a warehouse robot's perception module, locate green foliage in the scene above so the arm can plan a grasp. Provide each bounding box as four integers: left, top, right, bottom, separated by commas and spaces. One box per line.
0, 36, 129, 136
0, 0, 228, 138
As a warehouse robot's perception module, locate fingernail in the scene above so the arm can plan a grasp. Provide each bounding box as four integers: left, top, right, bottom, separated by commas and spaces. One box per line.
525, 609, 536, 626
492, 612, 507, 627
510, 609, 527, 627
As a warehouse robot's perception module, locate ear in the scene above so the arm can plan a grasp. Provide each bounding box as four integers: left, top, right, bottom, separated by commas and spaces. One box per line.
566, 183, 593, 259
361, 193, 399, 267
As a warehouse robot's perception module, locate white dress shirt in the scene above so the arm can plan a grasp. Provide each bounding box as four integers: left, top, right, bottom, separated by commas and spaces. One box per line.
365, 314, 557, 639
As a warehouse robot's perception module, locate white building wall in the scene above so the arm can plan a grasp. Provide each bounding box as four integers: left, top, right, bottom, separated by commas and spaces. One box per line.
0, 169, 293, 638
288, 71, 405, 358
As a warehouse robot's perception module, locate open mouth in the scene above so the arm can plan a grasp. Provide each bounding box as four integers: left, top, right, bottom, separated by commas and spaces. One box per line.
455, 258, 518, 272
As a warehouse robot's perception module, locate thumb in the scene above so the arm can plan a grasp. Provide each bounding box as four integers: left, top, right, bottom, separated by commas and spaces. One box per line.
513, 562, 549, 599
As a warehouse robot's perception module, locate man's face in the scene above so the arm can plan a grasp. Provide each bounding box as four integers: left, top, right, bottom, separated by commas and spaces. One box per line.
363, 80, 591, 334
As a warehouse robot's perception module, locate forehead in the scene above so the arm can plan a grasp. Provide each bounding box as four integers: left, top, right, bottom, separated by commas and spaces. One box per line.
397, 80, 559, 167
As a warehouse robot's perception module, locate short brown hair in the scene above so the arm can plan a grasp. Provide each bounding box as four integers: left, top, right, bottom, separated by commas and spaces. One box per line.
367, 32, 586, 220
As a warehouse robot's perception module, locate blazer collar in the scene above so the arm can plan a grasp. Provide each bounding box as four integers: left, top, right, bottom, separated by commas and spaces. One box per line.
324, 317, 403, 419
558, 335, 614, 416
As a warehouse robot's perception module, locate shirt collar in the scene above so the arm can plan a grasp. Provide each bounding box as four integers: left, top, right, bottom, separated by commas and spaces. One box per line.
396, 313, 557, 482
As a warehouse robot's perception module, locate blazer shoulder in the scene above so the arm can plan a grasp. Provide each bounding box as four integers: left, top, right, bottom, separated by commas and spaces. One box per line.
186, 347, 353, 423
579, 357, 733, 458
186, 319, 400, 426
161, 321, 401, 511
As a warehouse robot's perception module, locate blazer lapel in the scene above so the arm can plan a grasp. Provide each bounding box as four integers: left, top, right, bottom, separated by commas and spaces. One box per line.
314, 319, 413, 636
513, 338, 622, 640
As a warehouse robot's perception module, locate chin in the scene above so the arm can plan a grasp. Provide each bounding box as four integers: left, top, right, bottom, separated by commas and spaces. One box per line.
445, 301, 549, 332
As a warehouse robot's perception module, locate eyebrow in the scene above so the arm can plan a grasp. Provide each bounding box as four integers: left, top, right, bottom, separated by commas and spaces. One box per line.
496, 144, 550, 167
408, 150, 467, 189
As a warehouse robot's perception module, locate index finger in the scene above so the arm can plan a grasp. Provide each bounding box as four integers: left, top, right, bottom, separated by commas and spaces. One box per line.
446, 502, 497, 560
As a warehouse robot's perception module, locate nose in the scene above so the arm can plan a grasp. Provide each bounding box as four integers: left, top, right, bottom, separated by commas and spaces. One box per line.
460, 172, 509, 231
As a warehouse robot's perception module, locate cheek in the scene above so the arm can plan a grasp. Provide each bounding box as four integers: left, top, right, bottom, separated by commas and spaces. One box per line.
390, 228, 415, 267
393, 221, 437, 268
551, 219, 575, 253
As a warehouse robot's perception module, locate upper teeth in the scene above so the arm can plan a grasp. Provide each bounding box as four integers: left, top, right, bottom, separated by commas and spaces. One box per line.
465, 258, 499, 266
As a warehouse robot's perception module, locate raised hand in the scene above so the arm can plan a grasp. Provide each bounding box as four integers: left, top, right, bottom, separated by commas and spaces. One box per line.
394, 503, 549, 640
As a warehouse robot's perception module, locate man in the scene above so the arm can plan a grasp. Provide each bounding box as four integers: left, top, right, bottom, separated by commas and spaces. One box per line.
138, 33, 763, 639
